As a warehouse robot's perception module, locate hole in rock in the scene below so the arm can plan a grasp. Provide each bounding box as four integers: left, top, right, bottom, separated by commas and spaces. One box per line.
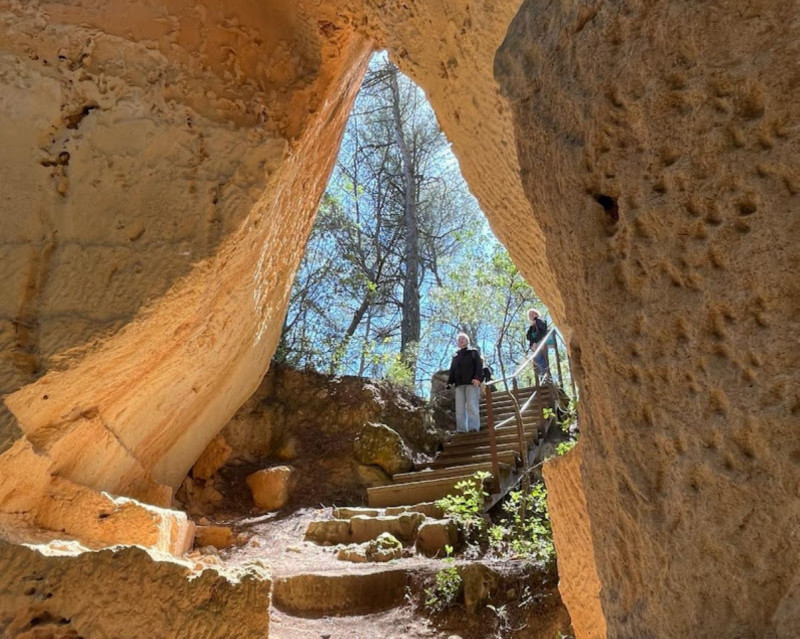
594, 194, 619, 224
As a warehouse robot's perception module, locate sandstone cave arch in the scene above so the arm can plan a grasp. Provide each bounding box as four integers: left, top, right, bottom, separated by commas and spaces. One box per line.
0, 2, 797, 637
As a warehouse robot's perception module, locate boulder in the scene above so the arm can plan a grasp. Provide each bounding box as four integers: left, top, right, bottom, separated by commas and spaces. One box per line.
353, 423, 413, 476
459, 563, 500, 616
192, 435, 232, 480
349, 512, 425, 544
415, 519, 458, 557
337, 533, 403, 563
246, 466, 294, 511
195, 525, 237, 550
355, 463, 392, 487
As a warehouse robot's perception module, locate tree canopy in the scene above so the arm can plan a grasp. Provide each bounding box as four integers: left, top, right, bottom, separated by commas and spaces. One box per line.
277, 54, 547, 393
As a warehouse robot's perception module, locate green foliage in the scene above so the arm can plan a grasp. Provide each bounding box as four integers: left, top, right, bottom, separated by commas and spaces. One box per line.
488, 483, 554, 564
556, 440, 577, 456
435, 471, 490, 544
385, 351, 415, 390
436, 473, 555, 565
424, 545, 462, 612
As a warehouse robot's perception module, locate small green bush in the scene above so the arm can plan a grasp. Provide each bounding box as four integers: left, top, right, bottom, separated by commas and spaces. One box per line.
488, 483, 554, 564
556, 440, 577, 456
435, 471, 490, 545
424, 546, 462, 612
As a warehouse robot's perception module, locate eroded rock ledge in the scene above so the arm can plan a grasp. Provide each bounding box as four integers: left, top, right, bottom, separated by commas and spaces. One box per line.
0, 538, 270, 638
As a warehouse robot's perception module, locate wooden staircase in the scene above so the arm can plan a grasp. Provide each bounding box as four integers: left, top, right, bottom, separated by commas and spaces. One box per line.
367, 384, 556, 509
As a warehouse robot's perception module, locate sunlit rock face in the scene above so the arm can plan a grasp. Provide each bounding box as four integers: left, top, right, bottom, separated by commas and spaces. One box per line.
496, 1, 799, 636
0, 0, 371, 537
0, 0, 560, 547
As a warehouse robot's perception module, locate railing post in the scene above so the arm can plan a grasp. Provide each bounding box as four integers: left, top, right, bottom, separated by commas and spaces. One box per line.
554, 339, 563, 386
484, 384, 501, 494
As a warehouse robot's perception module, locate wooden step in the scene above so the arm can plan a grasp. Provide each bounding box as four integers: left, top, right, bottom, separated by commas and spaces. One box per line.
448, 426, 538, 444
444, 430, 529, 448
480, 400, 551, 416
439, 440, 528, 458
428, 450, 520, 469
479, 386, 552, 401
479, 399, 551, 414
480, 412, 545, 425
392, 461, 511, 485
367, 473, 487, 508
480, 417, 542, 430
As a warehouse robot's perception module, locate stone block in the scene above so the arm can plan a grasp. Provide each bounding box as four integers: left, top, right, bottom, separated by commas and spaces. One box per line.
246, 465, 293, 511
459, 563, 500, 616
192, 434, 232, 480
349, 512, 425, 544
332, 507, 382, 519
337, 533, 403, 563
195, 525, 236, 550
305, 519, 351, 545
385, 502, 444, 519
353, 422, 413, 476
415, 519, 458, 557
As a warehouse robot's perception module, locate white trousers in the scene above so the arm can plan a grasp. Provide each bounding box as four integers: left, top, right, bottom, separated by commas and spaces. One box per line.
454, 384, 481, 433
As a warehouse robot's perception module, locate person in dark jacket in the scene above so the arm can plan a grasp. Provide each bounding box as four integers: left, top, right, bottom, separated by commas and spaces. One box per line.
526, 309, 549, 376
446, 333, 482, 433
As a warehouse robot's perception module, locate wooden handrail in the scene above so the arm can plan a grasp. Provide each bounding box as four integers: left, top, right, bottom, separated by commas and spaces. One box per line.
492, 327, 558, 392
483, 385, 501, 494
480, 325, 576, 496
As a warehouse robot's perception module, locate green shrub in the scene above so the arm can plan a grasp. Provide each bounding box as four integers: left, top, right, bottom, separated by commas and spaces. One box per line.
424, 546, 462, 612
488, 483, 554, 564
556, 440, 577, 456
435, 471, 490, 544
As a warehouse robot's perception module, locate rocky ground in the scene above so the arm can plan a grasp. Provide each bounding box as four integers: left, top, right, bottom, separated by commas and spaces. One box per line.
178, 429, 572, 639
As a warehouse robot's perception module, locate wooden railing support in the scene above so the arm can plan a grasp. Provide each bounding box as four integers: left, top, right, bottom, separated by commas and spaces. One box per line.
554, 340, 563, 386
484, 384, 501, 494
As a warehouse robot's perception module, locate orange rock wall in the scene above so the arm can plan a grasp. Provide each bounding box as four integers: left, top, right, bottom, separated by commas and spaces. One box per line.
543, 445, 605, 639
496, 1, 799, 636
0, 0, 371, 532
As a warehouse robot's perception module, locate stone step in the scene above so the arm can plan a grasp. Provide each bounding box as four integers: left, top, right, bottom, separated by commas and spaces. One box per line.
305, 512, 425, 545
331, 502, 443, 520
368, 473, 488, 508
392, 461, 512, 485
272, 568, 409, 617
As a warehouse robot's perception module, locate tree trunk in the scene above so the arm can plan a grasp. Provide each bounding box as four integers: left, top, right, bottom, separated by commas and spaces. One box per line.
388, 65, 421, 375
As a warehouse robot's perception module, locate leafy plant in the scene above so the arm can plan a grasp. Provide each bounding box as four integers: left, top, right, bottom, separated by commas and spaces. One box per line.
435, 471, 490, 544
556, 440, 577, 456
424, 545, 462, 612
385, 350, 416, 390
488, 483, 554, 564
